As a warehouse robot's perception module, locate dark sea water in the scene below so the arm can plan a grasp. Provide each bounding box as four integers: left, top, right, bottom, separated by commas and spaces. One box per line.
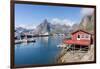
15, 36, 64, 66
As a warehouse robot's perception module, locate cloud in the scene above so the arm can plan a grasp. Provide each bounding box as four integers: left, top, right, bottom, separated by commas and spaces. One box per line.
51, 18, 75, 26
81, 8, 94, 16
16, 24, 36, 29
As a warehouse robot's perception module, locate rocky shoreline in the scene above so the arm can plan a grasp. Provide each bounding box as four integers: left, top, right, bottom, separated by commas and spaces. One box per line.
57, 44, 94, 63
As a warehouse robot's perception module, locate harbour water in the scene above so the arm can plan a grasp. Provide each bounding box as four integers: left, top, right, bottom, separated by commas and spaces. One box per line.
15, 35, 64, 66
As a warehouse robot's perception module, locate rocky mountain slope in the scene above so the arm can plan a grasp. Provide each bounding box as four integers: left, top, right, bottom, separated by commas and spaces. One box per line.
79, 13, 94, 32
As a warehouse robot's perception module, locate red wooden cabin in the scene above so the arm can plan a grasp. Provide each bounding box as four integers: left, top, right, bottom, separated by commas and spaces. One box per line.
64, 29, 92, 46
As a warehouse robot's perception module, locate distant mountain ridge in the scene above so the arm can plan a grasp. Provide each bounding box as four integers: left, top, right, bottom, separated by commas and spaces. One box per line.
15, 13, 94, 35
15, 19, 71, 35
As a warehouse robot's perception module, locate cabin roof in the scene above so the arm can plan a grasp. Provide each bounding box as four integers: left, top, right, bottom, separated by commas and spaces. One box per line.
71, 29, 92, 35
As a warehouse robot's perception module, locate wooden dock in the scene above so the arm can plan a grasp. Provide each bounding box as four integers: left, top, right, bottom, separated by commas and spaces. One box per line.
15, 38, 36, 44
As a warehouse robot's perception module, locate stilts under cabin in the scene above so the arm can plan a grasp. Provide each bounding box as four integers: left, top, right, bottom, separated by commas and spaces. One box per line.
64, 29, 93, 51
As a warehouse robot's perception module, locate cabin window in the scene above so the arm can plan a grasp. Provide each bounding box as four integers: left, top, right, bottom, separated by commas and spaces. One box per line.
86, 34, 89, 38
81, 34, 84, 38
77, 35, 80, 38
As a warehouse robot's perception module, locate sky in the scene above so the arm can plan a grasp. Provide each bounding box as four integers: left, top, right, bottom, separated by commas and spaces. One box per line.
15, 3, 94, 29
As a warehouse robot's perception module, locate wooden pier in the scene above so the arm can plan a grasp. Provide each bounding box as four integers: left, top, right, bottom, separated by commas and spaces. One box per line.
15, 38, 36, 44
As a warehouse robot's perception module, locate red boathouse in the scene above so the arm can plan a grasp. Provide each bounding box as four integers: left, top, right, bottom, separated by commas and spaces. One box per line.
64, 29, 93, 50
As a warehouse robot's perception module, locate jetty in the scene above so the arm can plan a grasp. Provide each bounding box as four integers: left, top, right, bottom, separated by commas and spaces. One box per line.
15, 38, 36, 44
15, 32, 52, 44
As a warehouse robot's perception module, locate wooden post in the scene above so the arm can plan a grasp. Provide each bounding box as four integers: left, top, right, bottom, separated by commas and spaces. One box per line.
73, 44, 74, 54
80, 45, 81, 51
89, 45, 91, 50
74, 43, 75, 53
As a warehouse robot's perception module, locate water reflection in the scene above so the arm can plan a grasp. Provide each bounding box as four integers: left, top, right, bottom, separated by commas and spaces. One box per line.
15, 36, 64, 66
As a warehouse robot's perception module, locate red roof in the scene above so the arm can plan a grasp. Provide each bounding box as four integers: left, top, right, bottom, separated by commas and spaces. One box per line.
64, 40, 91, 46
71, 29, 92, 35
